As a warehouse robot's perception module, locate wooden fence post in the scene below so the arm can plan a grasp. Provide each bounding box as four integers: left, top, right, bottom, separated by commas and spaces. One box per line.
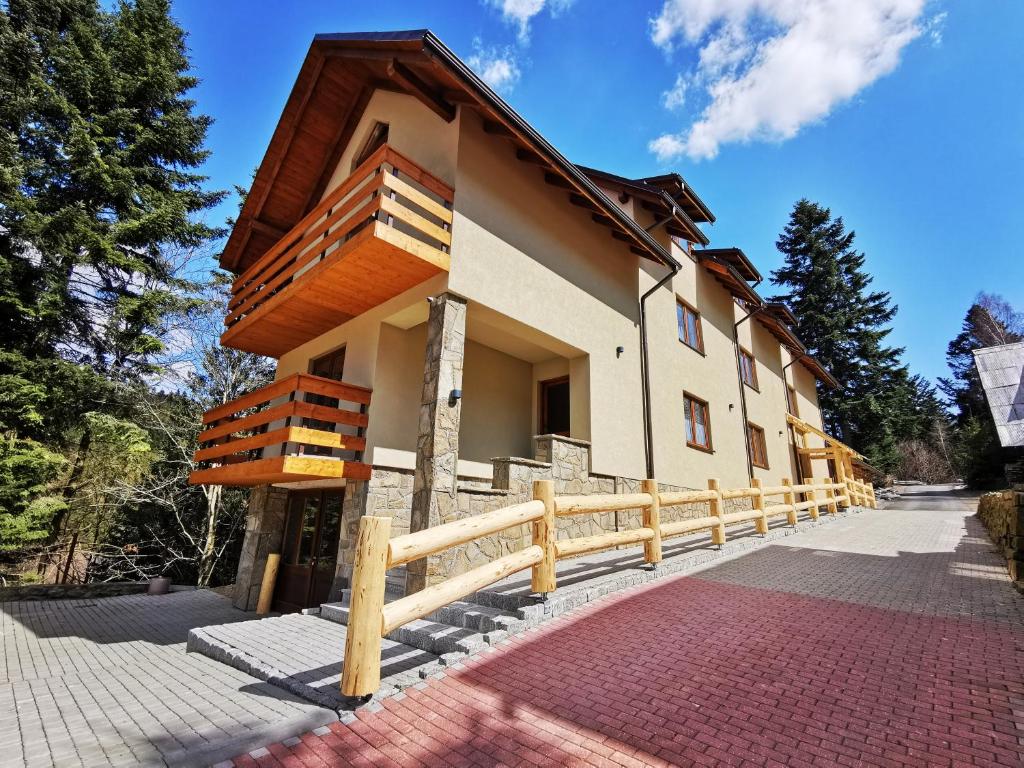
868, 483, 877, 509
822, 477, 837, 515
751, 477, 768, 534
782, 478, 798, 526
641, 478, 662, 566
834, 450, 850, 509
807, 481, 819, 521
709, 478, 726, 547
255, 553, 281, 615
531, 480, 557, 594
341, 515, 391, 699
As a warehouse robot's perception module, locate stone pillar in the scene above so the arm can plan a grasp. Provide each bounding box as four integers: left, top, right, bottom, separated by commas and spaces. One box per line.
232, 485, 289, 611
407, 292, 467, 593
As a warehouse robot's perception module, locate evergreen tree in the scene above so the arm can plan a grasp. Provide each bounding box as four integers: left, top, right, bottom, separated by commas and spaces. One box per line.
0, 0, 224, 553
939, 293, 1023, 487
771, 199, 915, 472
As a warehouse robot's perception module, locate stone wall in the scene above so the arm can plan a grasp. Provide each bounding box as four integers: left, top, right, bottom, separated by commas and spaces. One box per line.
339, 433, 753, 591
977, 486, 1024, 583
233, 485, 289, 611
0, 582, 150, 601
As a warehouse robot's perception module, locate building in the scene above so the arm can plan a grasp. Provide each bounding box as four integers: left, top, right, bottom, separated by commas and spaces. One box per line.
974, 340, 1024, 482
188, 30, 852, 613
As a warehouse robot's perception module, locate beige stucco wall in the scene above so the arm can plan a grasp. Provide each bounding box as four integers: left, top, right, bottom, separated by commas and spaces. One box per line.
447, 109, 647, 479
460, 340, 534, 462
262, 89, 835, 492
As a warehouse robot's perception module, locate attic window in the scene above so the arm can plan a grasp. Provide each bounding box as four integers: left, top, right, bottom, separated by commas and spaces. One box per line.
352, 122, 389, 171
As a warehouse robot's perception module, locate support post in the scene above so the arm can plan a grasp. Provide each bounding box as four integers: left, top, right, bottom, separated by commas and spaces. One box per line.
255, 553, 281, 615
408, 292, 467, 593
822, 477, 837, 515
531, 480, 557, 595
751, 477, 768, 535
783, 478, 798, 526
807, 481, 820, 521
709, 478, 726, 547
641, 478, 662, 566
341, 515, 391, 699
868, 483, 877, 509
834, 449, 850, 509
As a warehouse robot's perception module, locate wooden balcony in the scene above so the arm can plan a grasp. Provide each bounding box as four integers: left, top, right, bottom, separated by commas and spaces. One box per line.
188, 373, 373, 487
222, 144, 454, 357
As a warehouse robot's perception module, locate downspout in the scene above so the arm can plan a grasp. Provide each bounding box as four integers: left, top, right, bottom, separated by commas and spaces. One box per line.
640, 212, 680, 479
733, 304, 766, 481
782, 353, 807, 483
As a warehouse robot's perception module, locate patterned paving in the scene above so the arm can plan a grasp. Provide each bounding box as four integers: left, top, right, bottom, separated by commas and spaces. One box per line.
229, 486, 1024, 767
0, 591, 335, 767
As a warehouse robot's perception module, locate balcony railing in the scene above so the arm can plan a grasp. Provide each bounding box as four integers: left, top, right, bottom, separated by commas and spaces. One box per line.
221, 143, 455, 357
188, 373, 373, 486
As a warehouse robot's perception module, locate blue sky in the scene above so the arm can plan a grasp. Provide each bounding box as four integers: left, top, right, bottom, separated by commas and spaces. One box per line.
171, 0, 1023, 387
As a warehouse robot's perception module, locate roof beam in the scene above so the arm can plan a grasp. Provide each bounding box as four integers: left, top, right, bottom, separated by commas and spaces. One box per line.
250, 219, 289, 240
544, 172, 574, 190
482, 119, 515, 137
515, 147, 547, 166
386, 59, 455, 122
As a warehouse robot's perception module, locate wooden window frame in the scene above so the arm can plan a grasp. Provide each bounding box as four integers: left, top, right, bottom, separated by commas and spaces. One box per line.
676, 299, 705, 354
683, 392, 713, 453
739, 347, 759, 391
787, 384, 800, 417
351, 121, 390, 172
748, 422, 769, 469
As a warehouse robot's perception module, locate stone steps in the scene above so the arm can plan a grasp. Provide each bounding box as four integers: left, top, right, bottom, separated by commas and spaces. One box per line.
318, 589, 536, 656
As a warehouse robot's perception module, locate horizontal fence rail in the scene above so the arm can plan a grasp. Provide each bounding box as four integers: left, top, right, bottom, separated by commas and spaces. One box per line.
340, 473, 876, 697
191, 372, 371, 474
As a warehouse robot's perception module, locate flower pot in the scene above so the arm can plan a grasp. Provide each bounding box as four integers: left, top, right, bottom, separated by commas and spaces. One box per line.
147, 577, 171, 595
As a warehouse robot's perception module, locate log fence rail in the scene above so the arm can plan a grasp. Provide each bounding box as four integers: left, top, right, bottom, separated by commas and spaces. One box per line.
341, 474, 877, 697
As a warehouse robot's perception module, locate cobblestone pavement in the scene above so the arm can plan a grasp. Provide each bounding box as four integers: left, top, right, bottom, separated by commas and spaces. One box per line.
1, 590, 335, 767
228, 485, 1024, 767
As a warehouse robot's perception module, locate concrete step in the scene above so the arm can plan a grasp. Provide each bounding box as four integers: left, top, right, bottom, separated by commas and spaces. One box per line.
426, 600, 527, 633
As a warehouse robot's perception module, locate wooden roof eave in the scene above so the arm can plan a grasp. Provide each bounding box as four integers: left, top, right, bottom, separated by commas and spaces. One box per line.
223, 30, 681, 274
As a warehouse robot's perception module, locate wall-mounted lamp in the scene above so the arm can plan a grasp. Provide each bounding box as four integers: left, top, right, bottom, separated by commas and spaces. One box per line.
729, 403, 735, 411
449, 389, 462, 406
616, 346, 625, 358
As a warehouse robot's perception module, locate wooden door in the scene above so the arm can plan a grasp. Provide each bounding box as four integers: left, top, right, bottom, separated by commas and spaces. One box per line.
273, 489, 344, 612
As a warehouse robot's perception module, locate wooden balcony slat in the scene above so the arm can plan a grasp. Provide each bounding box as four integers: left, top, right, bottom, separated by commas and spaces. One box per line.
232, 142, 392, 291
194, 426, 367, 462
378, 195, 451, 246
199, 399, 369, 443
381, 172, 453, 223
189, 456, 372, 487
382, 145, 454, 202
227, 192, 383, 324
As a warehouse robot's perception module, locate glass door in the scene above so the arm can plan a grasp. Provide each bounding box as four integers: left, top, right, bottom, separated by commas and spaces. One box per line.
272, 489, 344, 612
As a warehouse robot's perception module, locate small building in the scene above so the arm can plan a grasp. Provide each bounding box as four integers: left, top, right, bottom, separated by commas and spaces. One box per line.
188, 30, 854, 612
974, 340, 1024, 482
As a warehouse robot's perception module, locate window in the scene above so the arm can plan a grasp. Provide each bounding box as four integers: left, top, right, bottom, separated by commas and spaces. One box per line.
684, 393, 712, 451
787, 385, 799, 417
739, 348, 758, 390
748, 422, 769, 469
676, 300, 704, 353
352, 122, 389, 171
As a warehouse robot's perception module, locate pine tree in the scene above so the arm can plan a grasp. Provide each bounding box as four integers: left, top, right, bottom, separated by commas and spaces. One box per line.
0, 0, 224, 551
939, 293, 1023, 486
771, 199, 914, 471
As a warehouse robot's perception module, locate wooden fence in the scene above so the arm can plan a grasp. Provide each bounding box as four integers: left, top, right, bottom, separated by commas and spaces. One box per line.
340, 475, 876, 697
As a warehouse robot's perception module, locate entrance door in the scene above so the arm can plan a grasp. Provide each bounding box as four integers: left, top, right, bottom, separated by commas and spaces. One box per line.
539, 376, 570, 436
273, 489, 343, 612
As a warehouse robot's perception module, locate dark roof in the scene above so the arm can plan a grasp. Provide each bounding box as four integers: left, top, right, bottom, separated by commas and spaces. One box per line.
695, 248, 761, 283
764, 302, 798, 327
637, 173, 716, 224
222, 29, 680, 272
577, 165, 710, 245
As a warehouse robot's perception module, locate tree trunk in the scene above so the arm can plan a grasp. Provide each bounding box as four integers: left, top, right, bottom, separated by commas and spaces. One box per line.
197, 484, 222, 587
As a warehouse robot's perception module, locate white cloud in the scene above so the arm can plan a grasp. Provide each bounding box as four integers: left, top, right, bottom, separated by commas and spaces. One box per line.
648, 0, 930, 161
467, 41, 522, 93
486, 0, 575, 43
924, 11, 948, 46
662, 73, 689, 110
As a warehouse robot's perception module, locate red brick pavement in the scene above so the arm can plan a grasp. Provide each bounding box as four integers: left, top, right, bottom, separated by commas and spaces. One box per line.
232, 574, 1024, 767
